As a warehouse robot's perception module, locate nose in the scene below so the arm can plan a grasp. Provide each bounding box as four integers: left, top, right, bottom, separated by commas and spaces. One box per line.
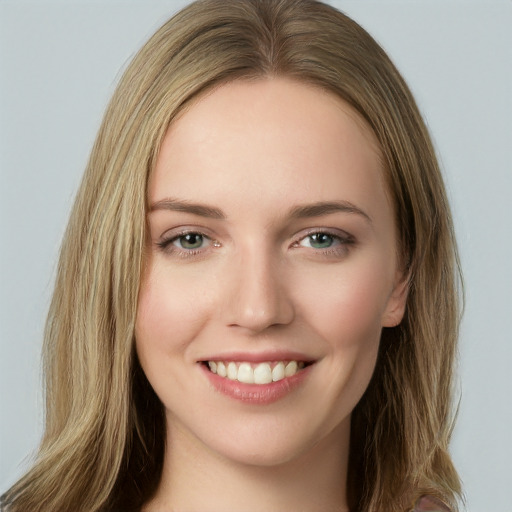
223, 245, 295, 333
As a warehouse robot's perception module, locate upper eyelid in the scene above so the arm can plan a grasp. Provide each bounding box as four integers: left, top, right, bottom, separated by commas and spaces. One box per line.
294, 227, 354, 242
155, 230, 213, 252
158, 227, 213, 242
299, 232, 341, 243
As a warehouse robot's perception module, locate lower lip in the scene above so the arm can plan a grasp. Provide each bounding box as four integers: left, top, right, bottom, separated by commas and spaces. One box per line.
200, 363, 313, 405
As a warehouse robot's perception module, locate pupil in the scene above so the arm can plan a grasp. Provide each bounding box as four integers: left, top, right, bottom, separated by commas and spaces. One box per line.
310, 233, 333, 248
181, 233, 203, 249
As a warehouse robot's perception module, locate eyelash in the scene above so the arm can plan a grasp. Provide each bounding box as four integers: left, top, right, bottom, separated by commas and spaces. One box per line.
156, 229, 355, 259
156, 230, 216, 259
291, 229, 355, 257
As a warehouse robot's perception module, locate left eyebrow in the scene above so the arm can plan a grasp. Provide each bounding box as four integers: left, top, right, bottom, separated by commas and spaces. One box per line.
289, 201, 372, 224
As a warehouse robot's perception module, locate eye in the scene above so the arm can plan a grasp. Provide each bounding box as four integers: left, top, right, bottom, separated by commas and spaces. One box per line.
292, 229, 355, 259
300, 232, 337, 249
156, 230, 219, 258
173, 232, 208, 250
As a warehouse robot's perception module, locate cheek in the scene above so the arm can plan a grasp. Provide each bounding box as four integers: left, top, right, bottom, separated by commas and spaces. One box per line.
296, 258, 390, 409
135, 265, 209, 371
290, 262, 389, 436
300, 259, 391, 351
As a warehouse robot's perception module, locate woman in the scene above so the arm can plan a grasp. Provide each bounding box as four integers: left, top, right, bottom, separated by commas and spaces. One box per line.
1, 1, 462, 511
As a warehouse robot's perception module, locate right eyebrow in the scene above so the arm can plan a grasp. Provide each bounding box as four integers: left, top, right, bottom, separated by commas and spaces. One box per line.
148, 198, 226, 219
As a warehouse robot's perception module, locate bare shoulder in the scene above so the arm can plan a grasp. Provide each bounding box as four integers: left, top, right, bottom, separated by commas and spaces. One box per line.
412, 495, 453, 512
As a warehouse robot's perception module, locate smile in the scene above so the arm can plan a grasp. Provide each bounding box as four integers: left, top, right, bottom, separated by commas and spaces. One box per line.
206, 360, 307, 385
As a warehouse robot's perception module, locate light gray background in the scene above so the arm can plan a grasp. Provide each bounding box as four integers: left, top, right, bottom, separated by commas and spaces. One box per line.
1, 1, 511, 510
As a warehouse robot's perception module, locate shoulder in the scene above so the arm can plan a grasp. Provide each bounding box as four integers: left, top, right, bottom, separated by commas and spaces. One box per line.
413, 495, 452, 512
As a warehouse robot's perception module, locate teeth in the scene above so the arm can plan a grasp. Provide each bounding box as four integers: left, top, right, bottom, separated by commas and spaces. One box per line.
217, 362, 227, 377
253, 363, 272, 384
227, 362, 238, 380
206, 360, 307, 384
237, 363, 254, 384
272, 362, 285, 381
284, 360, 298, 377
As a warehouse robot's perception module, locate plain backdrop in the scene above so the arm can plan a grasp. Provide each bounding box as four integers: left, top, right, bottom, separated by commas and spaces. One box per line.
1, 1, 511, 510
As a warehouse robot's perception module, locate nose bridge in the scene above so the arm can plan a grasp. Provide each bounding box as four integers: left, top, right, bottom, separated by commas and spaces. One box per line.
226, 240, 294, 332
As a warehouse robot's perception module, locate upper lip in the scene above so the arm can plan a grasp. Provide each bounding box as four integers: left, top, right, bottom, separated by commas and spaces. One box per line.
198, 350, 317, 364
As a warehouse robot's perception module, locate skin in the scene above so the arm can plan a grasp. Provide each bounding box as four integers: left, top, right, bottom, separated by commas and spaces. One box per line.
136, 77, 408, 512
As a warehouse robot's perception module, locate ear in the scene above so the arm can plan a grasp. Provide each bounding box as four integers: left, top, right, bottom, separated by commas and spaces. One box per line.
381, 271, 410, 328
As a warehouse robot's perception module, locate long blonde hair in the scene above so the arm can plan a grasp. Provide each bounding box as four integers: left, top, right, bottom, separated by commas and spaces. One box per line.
1, 1, 462, 511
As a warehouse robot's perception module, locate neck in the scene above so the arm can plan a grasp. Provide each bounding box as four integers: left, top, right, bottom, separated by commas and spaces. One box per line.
145, 417, 351, 512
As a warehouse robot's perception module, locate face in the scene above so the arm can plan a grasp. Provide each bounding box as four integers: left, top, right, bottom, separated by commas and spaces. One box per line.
136, 78, 407, 467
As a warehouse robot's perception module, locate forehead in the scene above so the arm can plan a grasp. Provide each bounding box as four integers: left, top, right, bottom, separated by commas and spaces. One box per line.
150, 77, 388, 221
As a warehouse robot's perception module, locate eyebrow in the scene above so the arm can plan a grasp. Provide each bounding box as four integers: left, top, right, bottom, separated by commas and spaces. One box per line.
289, 201, 372, 223
149, 198, 226, 219
149, 198, 371, 223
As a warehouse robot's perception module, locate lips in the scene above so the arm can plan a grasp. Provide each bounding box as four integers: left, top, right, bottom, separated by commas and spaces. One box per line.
199, 353, 315, 404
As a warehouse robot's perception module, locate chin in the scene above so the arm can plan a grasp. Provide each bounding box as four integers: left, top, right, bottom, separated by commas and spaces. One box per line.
188, 412, 350, 469
209, 435, 315, 468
